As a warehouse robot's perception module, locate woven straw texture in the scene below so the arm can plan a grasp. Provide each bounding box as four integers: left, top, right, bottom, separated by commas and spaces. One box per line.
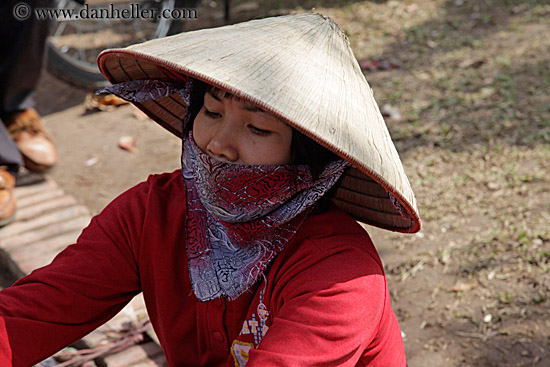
98, 13, 421, 233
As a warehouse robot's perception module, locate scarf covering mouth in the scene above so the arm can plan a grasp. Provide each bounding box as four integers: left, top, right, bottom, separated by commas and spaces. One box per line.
99, 78, 352, 300
182, 132, 350, 301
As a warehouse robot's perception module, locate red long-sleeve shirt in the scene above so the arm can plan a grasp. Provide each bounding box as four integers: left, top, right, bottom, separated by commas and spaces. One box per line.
0, 170, 406, 366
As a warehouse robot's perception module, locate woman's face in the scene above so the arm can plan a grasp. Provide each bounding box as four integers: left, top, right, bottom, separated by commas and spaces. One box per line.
193, 89, 293, 165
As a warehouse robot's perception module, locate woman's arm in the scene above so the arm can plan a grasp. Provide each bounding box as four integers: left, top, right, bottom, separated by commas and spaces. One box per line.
0, 180, 150, 366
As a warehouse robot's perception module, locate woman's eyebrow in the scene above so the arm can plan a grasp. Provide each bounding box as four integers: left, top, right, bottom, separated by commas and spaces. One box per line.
206, 89, 223, 101
241, 102, 264, 113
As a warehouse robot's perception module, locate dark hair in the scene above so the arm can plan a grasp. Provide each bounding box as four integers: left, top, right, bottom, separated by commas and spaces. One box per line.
291, 130, 340, 179
185, 81, 340, 179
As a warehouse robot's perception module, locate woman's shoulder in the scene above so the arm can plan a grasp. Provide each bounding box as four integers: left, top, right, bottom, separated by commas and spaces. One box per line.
296, 205, 379, 258
267, 206, 387, 309
97, 169, 185, 218
275, 206, 385, 279
143, 169, 185, 195
117, 169, 185, 202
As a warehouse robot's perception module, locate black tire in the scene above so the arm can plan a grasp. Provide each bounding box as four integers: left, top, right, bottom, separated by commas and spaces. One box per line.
46, 0, 199, 91
46, 42, 110, 91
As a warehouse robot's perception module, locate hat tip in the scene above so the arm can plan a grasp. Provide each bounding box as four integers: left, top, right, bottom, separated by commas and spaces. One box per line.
306, 12, 351, 46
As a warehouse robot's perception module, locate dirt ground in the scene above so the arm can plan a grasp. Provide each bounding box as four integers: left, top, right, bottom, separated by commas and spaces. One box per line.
28, 0, 550, 366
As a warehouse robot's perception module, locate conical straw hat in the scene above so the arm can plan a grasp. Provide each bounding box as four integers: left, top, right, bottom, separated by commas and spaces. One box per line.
97, 13, 421, 233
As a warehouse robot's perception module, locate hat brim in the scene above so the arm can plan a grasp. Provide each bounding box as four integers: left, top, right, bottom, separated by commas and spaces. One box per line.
97, 14, 421, 233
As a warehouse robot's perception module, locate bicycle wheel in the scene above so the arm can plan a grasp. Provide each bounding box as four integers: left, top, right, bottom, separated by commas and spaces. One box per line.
47, 0, 197, 91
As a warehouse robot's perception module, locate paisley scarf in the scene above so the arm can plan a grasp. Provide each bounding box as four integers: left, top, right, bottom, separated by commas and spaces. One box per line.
99, 78, 350, 301
181, 133, 349, 301
98, 78, 191, 105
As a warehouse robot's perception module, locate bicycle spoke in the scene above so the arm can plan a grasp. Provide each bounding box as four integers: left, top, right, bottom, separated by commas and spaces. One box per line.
47, 0, 192, 89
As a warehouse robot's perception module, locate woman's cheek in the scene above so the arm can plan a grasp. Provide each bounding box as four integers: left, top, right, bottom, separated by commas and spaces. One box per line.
192, 116, 209, 153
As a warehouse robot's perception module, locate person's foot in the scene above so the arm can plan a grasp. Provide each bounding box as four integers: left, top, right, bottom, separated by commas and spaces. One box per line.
0, 170, 16, 228
4, 108, 58, 172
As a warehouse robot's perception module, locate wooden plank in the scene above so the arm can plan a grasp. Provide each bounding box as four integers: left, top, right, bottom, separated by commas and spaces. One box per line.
103, 343, 164, 367
80, 294, 152, 347
131, 354, 168, 367
14, 196, 78, 221
13, 230, 81, 272
129, 294, 147, 314
13, 179, 57, 199
0, 216, 90, 251
10, 230, 81, 263
16, 188, 66, 209
82, 317, 135, 348
0, 205, 90, 239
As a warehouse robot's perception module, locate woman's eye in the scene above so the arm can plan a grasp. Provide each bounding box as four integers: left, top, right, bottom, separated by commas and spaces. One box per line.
204, 109, 221, 118
249, 125, 272, 136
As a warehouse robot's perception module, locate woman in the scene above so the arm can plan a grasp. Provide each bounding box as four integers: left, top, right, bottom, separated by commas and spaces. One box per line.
0, 13, 420, 366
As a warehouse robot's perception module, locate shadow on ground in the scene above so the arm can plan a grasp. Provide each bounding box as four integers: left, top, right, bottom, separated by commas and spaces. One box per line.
35, 72, 87, 117
357, 0, 550, 154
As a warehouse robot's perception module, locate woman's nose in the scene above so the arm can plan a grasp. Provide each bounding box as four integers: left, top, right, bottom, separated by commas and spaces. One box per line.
206, 122, 239, 163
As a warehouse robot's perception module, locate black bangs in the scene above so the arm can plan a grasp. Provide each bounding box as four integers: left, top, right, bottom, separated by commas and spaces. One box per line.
291, 130, 340, 180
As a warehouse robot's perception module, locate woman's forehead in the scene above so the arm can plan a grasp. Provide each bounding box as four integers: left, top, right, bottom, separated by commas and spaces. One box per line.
206, 86, 264, 113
